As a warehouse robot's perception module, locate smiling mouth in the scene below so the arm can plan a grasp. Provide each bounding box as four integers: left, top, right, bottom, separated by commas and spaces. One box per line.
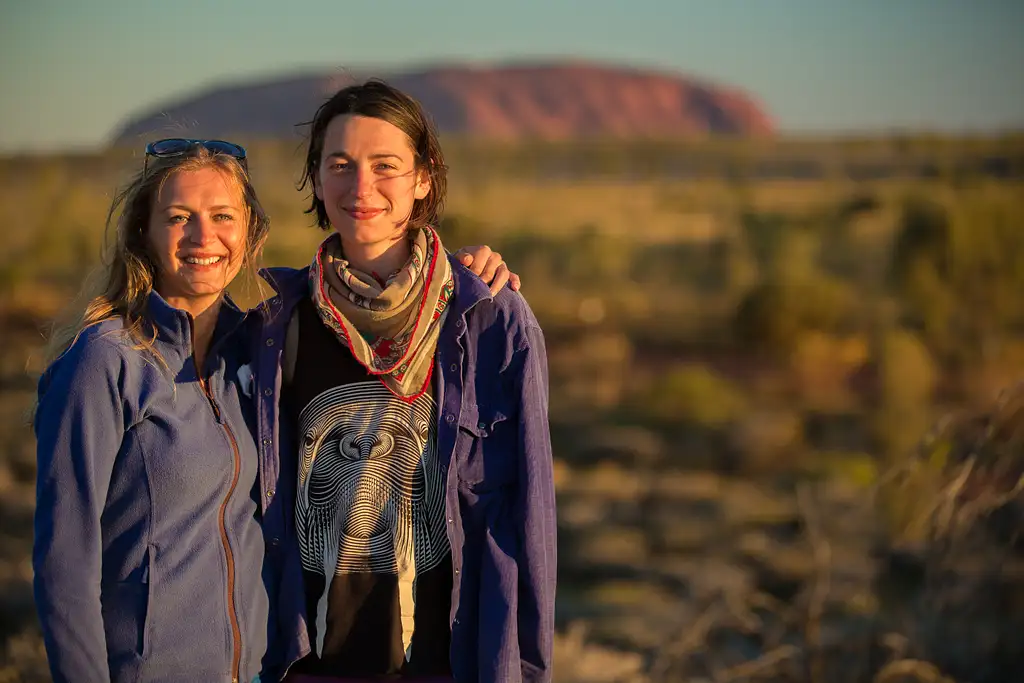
182, 255, 225, 266
344, 207, 384, 220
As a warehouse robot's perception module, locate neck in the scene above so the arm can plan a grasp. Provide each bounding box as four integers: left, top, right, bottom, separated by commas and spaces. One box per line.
340, 232, 412, 279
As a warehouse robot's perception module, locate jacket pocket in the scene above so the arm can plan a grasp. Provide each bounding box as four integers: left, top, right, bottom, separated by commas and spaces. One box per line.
456, 398, 517, 493
101, 544, 152, 668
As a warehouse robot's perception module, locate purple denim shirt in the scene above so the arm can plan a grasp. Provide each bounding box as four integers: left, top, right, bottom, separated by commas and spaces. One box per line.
249, 256, 556, 683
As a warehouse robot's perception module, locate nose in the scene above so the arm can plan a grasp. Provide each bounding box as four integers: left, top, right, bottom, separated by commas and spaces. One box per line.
353, 166, 375, 199
187, 215, 217, 245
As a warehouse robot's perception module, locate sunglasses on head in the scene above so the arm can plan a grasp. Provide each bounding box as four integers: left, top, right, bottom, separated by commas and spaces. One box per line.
143, 138, 247, 175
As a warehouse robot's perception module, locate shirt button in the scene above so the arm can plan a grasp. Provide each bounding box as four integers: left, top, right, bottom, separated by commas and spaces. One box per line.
263, 387, 272, 397
445, 414, 455, 424
262, 438, 272, 447
456, 319, 463, 327
447, 518, 453, 524
270, 537, 280, 547
266, 489, 275, 499
265, 338, 275, 347
478, 421, 487, 430
454, 568, 460, 575
449, 363, 458, 372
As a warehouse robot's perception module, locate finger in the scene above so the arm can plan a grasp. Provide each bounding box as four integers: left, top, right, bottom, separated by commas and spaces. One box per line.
509, 272, 521, 292
479, 251, 502, 284
454, 249, 474, 266
488, 264, 511, 296
467, 246, 492, 276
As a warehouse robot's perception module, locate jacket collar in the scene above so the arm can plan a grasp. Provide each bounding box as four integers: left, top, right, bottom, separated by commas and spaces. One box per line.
258, 252, 493, 328
146, 290, 247, 351
258, 266, 309, 325
260, 266, 309, 306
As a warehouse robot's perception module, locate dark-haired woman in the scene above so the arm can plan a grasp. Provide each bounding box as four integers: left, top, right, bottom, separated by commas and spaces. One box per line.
253, 81, 556, 683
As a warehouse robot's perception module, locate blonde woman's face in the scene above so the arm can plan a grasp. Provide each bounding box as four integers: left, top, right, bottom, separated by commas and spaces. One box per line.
147, 167, 246, 316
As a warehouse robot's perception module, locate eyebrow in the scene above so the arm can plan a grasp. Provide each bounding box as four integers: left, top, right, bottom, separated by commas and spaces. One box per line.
324, 151, 404, 161
161, 204, 240, 212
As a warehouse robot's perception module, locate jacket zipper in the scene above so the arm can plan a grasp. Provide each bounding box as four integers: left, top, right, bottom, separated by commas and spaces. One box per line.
192, 331, 243, 682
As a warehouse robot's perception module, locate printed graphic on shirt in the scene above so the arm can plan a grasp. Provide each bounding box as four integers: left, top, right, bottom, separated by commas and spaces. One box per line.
295, 381, 449, 658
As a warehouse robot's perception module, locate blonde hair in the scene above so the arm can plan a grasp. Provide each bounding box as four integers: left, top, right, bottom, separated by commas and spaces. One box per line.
44, 148, 270, 366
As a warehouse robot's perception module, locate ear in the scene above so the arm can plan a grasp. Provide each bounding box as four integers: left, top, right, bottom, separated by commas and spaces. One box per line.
414, 167, 431, 201
313, 172, 323, 201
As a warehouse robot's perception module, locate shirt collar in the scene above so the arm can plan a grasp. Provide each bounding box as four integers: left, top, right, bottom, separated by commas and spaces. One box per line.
445, 252, 492, 321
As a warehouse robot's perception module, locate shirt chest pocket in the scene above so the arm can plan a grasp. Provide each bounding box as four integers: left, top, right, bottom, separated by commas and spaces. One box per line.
455, 397, 518, 493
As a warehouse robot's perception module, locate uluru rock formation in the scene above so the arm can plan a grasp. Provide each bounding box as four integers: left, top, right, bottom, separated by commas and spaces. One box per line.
111, 61, 774, 144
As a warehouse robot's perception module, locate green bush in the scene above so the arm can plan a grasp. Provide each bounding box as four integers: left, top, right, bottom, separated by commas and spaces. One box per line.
733, 273, 859, 355
646, 364, 747, 427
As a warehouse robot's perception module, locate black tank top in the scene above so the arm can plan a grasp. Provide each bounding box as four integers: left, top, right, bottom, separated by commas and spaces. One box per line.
284, 296, 453, 677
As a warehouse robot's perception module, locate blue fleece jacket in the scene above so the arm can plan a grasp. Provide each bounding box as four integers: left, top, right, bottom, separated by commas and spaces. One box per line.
33, 293, 269, 683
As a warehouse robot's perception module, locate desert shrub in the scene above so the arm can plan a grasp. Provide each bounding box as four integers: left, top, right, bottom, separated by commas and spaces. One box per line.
739, 210, 793, 272
818, 191, 893, 283
631, 232, 759, 299
483, 225, 567, 295
877, 330, 937, 408
789, 331, 869, 410
0, 626, 51, 683
889, 197, 955, 353
733, 273, 860, 356
547, 331, 633, 418
873, 328, 938, 463
890, 197, 951, 287
727, 408, 805, 473
438, 214, 497, 250
875, 384, 1024, 682
836, 191, 882, 220
644, 363, 747, 428
632, 241, 715, 289
890, 191, 1024, 365
568, 225, 634, 282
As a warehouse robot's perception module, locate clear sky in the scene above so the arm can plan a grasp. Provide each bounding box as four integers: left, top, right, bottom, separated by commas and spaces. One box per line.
1, 0, 1021, 153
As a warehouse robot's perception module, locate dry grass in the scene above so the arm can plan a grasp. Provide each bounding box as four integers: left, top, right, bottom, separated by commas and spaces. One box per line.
3, 139, 1024, 681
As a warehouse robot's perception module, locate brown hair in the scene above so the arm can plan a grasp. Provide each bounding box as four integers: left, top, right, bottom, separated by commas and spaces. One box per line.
44, 148, 270, 365
299, 79, 447, 231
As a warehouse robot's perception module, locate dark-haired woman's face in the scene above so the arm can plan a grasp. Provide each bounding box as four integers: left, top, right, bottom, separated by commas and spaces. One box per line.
314, 114, 430, 250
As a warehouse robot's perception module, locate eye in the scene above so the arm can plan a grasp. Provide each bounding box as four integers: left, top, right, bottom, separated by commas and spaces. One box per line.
168, 214, 189, 224
374, 163, 398, 173
213, 213, 236, 222
329, 162, 351, 173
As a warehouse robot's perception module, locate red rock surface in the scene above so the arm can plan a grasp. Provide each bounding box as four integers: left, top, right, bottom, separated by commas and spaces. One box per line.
112, 61, 774, 144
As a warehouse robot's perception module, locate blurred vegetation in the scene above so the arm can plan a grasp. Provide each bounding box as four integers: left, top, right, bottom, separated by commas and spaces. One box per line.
2, 134, 1023, 681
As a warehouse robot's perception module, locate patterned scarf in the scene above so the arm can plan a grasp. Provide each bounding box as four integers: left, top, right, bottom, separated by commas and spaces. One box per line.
309, 226, 454, 401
